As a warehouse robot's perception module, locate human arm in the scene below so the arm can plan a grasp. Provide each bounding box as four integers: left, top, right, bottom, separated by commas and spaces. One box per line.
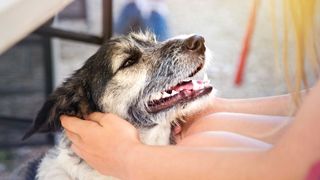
61, 114, 283, 180
180, 112, 291, 144
61, 113, 273, 180
61, 81, 320, 180
180, 93, 300, 140
191, 91, 307, 119
214, 95, 293, 115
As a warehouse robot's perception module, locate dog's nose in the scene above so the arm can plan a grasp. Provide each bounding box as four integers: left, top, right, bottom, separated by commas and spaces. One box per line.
185, 35, 205, 53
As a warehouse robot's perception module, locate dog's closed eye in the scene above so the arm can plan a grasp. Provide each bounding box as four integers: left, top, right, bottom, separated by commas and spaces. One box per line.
121, 57, 137, 69
120, 52, 141, 69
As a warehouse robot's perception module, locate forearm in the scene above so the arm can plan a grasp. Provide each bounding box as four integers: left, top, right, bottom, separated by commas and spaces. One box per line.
183, 113, 291, 144
125, 145, 275, 180
187, 94, 293, 122
212, 94, 296, 116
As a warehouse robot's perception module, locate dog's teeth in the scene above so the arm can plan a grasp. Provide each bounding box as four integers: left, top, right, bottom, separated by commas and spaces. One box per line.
182, 78, 192, 83
204, 80, 210, 85
162, 92, 171, 98
203, 73, 208, 81
172, 90, 179, 95
151, 93, 162, 100
203, 73, 210, 84
192, 80, 201, 90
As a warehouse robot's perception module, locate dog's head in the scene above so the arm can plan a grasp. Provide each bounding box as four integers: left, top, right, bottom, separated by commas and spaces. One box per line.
23, 32, 213, 140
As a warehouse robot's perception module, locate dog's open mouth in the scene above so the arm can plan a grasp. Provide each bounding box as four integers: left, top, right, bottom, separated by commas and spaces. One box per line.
147, 64, 213, 113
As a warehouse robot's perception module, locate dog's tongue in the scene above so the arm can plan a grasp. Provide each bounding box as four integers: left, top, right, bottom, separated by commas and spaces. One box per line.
171, 81, 193, 91
148, 80, 212, 113
171, 80, 206, 92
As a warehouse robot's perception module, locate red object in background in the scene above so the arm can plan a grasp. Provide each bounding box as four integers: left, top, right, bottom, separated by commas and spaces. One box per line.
234, 0, 260, 86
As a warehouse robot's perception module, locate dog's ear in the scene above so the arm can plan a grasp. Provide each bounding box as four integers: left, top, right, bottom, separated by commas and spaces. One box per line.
22, 81, 95, 140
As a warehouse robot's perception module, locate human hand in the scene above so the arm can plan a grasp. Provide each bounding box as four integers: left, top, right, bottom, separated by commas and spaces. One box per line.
60, 112, 142, 178
174, 96, 221, 141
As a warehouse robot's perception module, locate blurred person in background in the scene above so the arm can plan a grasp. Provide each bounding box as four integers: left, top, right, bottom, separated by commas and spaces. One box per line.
114, 0, 169, 41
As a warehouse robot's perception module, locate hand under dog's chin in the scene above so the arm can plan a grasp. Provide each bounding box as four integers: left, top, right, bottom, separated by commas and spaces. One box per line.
176, 90, 216, 120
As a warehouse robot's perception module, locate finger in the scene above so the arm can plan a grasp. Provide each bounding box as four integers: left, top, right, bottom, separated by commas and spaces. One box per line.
87, 112, 120, 127
65, 130, 82, 145
71, 144, 101, 166
71, 144, 95, 163
72, 143, 88, 158
71, 139, 101, 157
72, 144, 112, 176
71, 143, 81, 156
61, 115, 97, 134
87, 112, 105, 124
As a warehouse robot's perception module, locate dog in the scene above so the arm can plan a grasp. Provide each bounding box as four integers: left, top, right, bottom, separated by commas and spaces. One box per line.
18, 31, 214, 180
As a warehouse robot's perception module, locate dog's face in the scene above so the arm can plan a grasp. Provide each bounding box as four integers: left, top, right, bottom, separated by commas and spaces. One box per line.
23, 32, 213, 140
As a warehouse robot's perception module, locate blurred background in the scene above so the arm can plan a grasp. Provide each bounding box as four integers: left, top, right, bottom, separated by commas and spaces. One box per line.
0, 0, 297, 178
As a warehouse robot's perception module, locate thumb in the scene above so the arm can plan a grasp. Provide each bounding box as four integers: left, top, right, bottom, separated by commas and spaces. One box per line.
86, 112, 105, 124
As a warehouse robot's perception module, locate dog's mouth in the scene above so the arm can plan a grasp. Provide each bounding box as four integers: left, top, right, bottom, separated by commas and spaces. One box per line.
147, 63, 213, 113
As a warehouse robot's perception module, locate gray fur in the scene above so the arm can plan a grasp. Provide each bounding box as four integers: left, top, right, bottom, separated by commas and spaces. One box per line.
20, 32, 213, 180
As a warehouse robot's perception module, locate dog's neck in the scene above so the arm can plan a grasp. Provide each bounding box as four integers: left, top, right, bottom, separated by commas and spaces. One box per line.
36, 121, 173, 180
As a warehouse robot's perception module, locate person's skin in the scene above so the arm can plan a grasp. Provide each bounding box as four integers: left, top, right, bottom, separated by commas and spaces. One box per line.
178, 113, 291, 144
60, 81, 320, 179
186, 92, 301, 120
176, 92, 302, 144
